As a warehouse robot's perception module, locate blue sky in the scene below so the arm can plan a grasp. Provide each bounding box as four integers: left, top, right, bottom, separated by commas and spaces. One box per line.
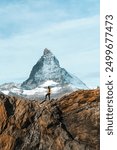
0, 0, 100, 88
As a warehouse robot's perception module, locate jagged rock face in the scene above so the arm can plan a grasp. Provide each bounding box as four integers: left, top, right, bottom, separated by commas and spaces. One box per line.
21, 48, 87, 90
0, 89, 100, 150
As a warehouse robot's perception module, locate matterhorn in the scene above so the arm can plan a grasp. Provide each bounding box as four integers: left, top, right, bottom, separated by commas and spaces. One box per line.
0, 48, 88, 99
21, 48, 87, 89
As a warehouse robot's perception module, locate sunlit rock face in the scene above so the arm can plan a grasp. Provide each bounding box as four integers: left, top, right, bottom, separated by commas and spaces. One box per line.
0, 89, 100, 150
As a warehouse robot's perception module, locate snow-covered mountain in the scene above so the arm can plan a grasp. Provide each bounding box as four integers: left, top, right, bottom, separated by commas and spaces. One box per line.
0, 48, 88, 99
21, 48, 87, 89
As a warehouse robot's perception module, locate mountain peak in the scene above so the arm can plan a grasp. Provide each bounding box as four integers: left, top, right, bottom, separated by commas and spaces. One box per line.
43, 48, 52, 56
21, 48, 87, 90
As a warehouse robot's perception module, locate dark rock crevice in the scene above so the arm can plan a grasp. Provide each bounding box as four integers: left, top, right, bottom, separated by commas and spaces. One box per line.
14, 137, 23, 150
4, 98, 15, 117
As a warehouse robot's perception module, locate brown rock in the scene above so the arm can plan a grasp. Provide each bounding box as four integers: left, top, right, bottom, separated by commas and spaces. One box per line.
0, 89, 100, 150
0, 101, 7, 133
0, 134, 15, 150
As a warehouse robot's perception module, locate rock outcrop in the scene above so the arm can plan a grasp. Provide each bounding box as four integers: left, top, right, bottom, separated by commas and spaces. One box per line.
0, 89, 100, 150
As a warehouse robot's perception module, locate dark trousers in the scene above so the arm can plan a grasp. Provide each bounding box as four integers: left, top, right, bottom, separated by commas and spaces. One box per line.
45, 93, 50, 100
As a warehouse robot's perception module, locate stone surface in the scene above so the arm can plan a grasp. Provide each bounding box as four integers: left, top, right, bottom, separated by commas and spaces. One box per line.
0, 89, 100, 150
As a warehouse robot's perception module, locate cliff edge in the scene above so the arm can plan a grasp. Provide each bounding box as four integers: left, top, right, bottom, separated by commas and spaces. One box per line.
0, 89, 100, 150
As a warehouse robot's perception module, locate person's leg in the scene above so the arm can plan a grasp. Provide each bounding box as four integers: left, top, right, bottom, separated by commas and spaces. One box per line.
45, 94, 47, 100
48, 93, 50, 100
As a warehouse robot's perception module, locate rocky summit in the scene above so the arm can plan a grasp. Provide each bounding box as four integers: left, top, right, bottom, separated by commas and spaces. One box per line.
0, 89, 100, 150
21, 48, 87, 90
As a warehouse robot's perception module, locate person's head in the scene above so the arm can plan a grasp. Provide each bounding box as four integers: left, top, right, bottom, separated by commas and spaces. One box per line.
48, 86, 50, 89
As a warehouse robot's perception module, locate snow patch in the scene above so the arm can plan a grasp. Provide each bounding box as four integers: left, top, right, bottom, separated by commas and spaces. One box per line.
1, 90, 9, 95
40, 80, 58, 87
23, 87, 46, 95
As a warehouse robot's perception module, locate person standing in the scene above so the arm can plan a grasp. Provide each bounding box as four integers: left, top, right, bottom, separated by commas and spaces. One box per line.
45, 86, 51, 100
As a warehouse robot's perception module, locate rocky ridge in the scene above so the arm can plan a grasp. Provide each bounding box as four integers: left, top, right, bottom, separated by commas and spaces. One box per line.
0, 89, 99, 150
